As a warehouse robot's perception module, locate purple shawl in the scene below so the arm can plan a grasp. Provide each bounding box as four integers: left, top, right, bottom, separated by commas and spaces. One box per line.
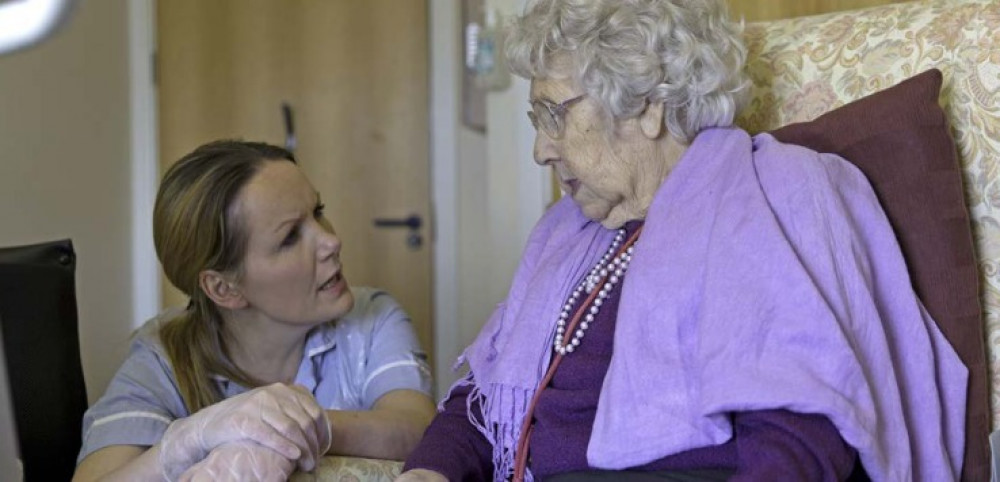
455, 128, 967, 481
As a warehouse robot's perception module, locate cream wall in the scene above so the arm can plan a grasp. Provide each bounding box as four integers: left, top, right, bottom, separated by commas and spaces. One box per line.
0, 0, 136, 403
430, 0, 551, 394
455, 124, 491, 361
484, 0, 549, 299
430, 0, 550, 393
431, 0, 491, 393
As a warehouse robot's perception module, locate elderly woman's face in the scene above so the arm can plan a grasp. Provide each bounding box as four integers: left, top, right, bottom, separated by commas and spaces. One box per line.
530, 76, 665, 227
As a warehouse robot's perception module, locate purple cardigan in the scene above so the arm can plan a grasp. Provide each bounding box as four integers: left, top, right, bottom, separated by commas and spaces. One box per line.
418, 128, 966, 481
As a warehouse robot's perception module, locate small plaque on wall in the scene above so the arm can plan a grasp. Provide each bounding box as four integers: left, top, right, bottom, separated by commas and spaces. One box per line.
462, 0, 487, 133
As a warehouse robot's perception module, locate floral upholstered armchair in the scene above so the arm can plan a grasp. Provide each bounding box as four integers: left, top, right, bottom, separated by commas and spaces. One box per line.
294, 0, 999, 480
737, 0, 997, 479
290, 455, 402, 482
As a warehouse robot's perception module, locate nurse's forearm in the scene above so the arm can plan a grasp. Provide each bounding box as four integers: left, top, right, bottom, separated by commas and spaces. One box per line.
324, 390, 436, 461
72, 444, 164, 482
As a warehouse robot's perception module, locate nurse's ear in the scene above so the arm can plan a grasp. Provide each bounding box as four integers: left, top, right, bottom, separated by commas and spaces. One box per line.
199, 269, 247, 310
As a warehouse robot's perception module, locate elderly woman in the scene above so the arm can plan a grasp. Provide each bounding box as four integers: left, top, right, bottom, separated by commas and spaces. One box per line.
73, 140, 436, 481
399, 1, 966, 481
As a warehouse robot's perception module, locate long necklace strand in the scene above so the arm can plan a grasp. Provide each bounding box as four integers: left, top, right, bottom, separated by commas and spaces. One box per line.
553, 225, 642, 355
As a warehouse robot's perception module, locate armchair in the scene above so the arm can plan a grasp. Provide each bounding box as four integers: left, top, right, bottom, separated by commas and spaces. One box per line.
738, 0, 998, 479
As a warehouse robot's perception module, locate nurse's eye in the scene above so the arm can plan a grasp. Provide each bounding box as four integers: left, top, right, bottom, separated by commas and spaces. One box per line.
313, 202, 326, 220
280, 224, 300, 248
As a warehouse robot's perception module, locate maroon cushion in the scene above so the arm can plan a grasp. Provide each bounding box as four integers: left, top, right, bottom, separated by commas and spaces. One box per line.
771, 69, 987, 481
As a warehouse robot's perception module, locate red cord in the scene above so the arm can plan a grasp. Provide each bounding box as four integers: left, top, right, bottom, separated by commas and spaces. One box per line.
512, 225, 643, 482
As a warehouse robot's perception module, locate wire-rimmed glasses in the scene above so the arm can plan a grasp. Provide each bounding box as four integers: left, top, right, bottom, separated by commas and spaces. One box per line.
527, 94, 585, 139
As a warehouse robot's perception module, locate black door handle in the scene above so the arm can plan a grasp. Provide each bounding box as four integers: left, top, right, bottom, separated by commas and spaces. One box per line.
373, 214, 422, 230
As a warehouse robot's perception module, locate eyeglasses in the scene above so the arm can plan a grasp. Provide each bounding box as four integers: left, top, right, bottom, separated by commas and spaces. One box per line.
527, 94, 585, 140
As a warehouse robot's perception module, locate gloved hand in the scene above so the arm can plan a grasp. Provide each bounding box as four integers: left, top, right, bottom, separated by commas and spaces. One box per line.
177, 441, 295, 482
160, 383, 332, 481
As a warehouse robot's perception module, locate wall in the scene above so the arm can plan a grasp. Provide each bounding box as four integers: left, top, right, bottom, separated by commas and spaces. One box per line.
431, 0, 550, 393
0, 0, 135, 403
484, 1, 550, 296
430, 0, 491, 393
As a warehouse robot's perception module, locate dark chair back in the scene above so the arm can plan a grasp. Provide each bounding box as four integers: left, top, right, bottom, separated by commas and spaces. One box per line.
0, 239, 87, 482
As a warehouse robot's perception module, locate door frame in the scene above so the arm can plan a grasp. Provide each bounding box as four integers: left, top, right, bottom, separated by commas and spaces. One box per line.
129, 0, 161, 327
429, 0, 460, 396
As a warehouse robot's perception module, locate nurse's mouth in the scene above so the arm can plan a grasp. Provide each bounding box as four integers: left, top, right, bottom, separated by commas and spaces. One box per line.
318, 271, 343, 291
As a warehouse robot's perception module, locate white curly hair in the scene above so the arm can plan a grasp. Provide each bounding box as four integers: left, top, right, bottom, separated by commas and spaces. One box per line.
506, 0, 750, 143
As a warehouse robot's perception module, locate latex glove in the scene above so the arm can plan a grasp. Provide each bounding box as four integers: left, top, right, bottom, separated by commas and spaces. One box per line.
177, 441, 294, 482
160, 383, 332, 481
395, 469, 449, 482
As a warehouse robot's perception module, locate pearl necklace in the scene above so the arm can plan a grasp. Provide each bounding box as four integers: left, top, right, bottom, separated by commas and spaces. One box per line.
553, 227, 638, 356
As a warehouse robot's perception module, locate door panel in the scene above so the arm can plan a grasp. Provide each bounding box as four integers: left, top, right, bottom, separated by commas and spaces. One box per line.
158, 1, 433, 366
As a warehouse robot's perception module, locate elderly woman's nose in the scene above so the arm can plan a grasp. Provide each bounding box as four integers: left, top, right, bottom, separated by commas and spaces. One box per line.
534, 133, 558, 166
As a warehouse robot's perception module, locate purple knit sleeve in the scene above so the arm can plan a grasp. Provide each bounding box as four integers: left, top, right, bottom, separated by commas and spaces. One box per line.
730, 409, 857, 481
402, 382, 494, 481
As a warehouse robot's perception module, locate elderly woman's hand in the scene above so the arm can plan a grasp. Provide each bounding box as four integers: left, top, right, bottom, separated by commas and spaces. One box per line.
394, 469, 448, 482
159, 383, 332, 480
177, 441, 295, 482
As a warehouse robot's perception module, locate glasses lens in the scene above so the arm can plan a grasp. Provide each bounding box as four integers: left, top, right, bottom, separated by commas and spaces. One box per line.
527, 111, 539, 130
530, 103, 559, 138
546, 112, 561, 138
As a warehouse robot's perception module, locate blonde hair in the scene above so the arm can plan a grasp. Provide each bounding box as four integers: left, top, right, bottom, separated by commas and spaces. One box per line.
153, 140, 295, 413
506, 0, 750, 142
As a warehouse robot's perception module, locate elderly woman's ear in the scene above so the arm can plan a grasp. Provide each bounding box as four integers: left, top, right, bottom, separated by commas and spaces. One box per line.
639, 100, 665, 139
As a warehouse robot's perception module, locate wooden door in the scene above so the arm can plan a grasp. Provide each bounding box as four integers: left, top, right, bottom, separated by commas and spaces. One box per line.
157, 1, 433, 366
